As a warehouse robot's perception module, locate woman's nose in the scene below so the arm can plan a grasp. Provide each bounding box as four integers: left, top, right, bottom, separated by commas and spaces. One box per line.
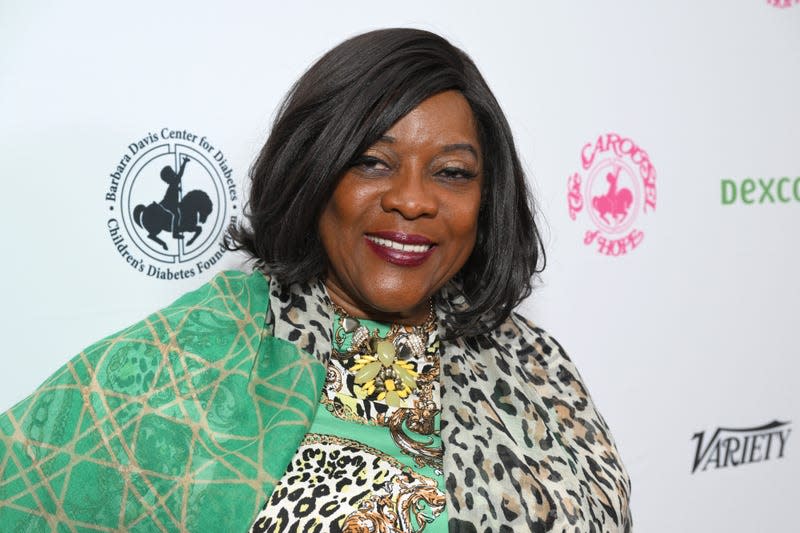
380, 165, 439, 219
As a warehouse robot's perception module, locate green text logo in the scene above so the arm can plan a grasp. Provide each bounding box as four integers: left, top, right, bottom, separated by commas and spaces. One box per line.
721, 177, 800, 205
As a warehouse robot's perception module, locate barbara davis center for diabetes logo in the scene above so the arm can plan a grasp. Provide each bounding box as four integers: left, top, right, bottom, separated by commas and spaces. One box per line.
104, 128, 239, 280
567, 133, 657, 256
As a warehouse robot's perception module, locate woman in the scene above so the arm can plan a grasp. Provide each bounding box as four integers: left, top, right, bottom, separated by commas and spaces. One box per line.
0, 29, 631, 532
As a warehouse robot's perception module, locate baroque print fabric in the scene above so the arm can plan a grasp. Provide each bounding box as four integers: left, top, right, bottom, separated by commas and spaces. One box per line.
249, 314, 447, 532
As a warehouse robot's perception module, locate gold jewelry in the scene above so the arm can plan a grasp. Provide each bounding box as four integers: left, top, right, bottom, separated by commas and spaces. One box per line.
330, 300, 436, 407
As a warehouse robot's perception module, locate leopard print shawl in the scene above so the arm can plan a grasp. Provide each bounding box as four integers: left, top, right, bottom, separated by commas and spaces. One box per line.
267, 275, 632, 532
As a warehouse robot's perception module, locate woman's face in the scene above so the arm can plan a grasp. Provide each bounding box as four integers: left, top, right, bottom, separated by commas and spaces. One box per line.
319, 90, 483, 324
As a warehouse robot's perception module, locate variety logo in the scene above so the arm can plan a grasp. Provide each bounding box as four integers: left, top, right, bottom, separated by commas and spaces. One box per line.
691, 420, 791, 473
104, 128, 239, 280
721, 176, 800, 205
567, 133, 656, 256
767, 0, 799, 8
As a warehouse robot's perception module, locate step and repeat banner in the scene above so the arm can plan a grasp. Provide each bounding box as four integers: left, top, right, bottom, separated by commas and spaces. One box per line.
1, 1, 797, 531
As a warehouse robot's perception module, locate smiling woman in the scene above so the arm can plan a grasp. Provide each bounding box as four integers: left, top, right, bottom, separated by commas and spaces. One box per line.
0, 28, 631, 532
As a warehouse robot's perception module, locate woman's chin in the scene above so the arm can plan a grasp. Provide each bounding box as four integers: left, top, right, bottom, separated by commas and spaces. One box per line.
371, 300, 432, 322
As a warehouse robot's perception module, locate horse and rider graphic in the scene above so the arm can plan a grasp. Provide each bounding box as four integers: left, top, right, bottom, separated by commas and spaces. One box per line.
133, 157, 213, 251
591, 165, 633, 227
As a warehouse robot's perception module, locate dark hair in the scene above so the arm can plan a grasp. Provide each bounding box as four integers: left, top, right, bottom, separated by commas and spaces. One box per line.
228, 28, 545, 337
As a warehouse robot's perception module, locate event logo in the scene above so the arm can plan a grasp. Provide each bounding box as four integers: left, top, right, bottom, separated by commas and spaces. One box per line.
567, 133, 657, 256
767, 0, 799, 8
104, 128, 239, 280
721, 176, 800, 205
691, 420, 791, 473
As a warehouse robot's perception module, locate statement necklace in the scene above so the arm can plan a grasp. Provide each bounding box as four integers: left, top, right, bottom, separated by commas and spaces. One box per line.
331, 302, 436, 407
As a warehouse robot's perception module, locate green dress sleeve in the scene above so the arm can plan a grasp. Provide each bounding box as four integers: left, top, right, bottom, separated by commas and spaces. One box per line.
0, 270, 325, 532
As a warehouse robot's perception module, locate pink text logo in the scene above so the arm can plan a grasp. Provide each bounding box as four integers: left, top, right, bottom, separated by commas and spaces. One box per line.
767, 0, 799, 8
567, 133, 657, 256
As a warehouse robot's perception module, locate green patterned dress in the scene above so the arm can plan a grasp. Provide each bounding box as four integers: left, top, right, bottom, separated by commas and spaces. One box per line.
249, 313, 447, 532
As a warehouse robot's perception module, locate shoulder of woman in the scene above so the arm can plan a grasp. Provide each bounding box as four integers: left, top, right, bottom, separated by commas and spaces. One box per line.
488, 311, 574, 370
89, 269, 273, 383
37, 269, 275, 404
485, 311, 605, 408
4, 269, 275, 422
166, 269, 270, 310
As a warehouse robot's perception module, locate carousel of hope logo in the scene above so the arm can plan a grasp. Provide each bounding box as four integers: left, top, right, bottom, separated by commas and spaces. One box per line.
104, 128, 240, 280
567, 133, 657, 256
767, 0, 799, 8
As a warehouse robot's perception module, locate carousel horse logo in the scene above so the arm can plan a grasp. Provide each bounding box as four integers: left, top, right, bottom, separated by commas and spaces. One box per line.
104, 128, 240, 280
133, 157, 213, 251
767, 0, 799, 8
566, 132, 657, 256
591, 166, 633, 227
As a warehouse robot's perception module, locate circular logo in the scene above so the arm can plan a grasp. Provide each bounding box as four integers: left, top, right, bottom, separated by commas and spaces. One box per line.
566, 133, 656, 256
767, 0, 799, 8
104, 128, 240, 279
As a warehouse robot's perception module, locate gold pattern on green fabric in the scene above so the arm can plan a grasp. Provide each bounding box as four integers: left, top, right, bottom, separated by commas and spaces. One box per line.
0, 272, 325, 532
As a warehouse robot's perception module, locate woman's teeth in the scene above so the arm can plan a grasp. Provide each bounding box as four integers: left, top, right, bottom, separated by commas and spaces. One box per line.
366, 236, 432, 253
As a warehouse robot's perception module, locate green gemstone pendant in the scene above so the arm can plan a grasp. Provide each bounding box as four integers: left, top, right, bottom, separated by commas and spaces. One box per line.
354, 361, 382, 384
375, 340, 396, 367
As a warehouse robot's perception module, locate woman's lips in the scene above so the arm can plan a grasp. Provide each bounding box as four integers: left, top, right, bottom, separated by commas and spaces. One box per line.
364, 232, 436, 267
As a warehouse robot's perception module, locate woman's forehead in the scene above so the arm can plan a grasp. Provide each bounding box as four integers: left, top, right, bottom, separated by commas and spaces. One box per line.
372, 91, 480, 155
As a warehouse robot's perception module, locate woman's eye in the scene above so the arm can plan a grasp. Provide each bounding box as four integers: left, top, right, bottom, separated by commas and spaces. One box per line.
352, 155, 389, 172
438, 166, 477, 180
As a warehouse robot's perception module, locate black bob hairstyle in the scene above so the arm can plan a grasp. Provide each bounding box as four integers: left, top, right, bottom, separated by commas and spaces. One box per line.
229, 28, 545, 337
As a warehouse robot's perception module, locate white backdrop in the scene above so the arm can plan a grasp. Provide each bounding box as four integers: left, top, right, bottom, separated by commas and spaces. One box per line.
1, 1, 798, 531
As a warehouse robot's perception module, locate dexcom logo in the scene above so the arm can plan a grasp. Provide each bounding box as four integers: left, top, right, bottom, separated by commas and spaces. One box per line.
721, 176, 800, 205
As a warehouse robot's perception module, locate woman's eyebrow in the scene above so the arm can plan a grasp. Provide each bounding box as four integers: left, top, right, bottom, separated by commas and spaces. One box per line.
441, 143, 478, 157
375, 136, 478, 158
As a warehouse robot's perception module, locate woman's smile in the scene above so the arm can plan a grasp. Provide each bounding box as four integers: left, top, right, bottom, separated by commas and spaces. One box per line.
364, 232, 437, 267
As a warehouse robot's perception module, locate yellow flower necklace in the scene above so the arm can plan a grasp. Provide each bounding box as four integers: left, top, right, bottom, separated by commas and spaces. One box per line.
331, 302, 436, 407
